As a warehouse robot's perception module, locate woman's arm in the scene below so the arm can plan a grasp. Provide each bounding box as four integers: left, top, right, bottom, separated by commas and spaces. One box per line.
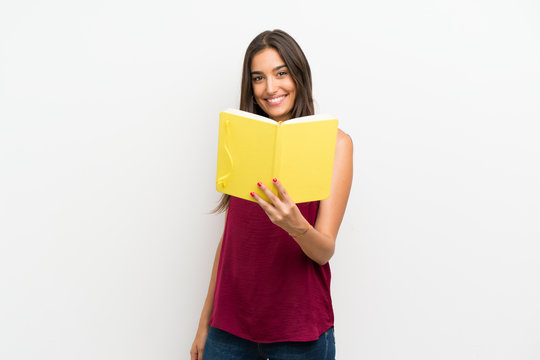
252, 129, 353, 265
190, 234, 223, 360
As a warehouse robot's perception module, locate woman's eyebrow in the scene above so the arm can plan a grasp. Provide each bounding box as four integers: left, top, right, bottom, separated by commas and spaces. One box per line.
250, 64, 287, 75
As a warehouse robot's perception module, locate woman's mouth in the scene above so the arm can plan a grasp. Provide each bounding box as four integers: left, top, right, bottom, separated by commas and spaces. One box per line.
265, 95, 287, 106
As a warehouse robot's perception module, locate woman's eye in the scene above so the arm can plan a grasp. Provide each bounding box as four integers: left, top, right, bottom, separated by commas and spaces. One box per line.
277, 71, 288, 77
252, 76, 263, 82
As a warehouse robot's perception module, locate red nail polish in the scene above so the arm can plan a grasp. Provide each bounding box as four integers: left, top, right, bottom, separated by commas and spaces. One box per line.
250, 192, 255, 197
257, 182, 262, 187
273, 178, 278, 183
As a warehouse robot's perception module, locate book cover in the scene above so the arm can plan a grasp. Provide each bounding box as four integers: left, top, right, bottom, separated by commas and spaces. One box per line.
216, 109, 338, 203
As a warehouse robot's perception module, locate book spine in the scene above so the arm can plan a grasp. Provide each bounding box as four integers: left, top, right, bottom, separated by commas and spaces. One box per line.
216, 117, 233, 188
272, 121, 283, 181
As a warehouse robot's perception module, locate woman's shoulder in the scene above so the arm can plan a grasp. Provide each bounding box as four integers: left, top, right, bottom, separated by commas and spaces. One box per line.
336, 128, 353, 149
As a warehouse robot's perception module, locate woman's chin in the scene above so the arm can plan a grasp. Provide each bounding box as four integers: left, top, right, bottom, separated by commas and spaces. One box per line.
266, 108, 292, 121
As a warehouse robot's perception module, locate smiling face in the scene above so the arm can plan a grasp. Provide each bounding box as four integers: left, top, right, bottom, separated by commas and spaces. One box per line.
250, 47, 297, 122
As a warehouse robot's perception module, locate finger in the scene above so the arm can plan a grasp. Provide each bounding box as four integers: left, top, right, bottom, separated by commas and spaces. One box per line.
272, 178, 293, 204
257, 181, 281, 205
250, 191, 277, 216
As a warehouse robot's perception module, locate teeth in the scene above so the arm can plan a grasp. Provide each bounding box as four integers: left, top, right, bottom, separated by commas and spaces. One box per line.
267, 95, 285, 103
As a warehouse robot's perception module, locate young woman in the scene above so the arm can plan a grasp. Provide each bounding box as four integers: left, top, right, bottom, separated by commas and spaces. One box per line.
190, 29, 353, 360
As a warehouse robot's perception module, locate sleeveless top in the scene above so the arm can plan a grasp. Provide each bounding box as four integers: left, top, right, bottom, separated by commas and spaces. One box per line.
209, 196, 334, 343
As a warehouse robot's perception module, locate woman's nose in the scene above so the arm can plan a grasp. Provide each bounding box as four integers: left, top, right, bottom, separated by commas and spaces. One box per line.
265, 77, 277, 93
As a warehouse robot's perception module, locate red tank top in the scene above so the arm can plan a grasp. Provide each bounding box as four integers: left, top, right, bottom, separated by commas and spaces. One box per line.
210, 196, 333, 343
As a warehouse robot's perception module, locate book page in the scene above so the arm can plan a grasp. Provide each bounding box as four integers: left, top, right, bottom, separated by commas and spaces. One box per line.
279, 119, 338, 203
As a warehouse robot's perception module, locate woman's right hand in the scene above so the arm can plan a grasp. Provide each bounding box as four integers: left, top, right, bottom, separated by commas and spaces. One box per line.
190, 326, 209, 360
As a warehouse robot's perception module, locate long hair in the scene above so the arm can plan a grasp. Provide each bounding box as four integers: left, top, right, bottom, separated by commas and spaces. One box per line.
213, 29, 314, 213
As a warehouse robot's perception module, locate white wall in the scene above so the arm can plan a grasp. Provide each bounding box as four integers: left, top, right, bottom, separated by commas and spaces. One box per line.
1, 0, 539, 359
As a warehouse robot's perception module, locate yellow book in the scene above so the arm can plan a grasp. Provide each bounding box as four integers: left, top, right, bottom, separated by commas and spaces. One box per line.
216, 109, 338, 203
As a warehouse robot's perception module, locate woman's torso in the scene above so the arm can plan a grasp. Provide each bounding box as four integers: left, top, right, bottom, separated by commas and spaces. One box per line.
210, 196, 333, 343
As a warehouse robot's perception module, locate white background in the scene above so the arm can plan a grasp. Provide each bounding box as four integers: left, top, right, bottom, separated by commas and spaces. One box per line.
1, 0, 539, 359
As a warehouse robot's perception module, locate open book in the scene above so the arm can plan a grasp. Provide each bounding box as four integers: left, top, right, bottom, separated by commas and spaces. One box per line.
216, 109, 338, 203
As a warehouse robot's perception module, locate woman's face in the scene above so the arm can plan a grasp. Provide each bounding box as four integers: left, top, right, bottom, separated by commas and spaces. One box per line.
250, 48, 297, 122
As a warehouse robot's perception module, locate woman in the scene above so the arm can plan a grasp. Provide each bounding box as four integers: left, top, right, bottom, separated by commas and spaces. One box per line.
191, 29, 353, 360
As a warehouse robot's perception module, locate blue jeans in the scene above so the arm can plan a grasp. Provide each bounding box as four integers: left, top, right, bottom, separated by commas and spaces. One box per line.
203, 326, 335, 360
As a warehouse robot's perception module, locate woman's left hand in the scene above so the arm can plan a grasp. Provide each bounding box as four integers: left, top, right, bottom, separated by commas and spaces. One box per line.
250, 178, 310, 237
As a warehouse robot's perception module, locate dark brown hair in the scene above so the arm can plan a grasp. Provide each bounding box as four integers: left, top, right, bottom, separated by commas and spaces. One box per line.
213, 29, 314, 213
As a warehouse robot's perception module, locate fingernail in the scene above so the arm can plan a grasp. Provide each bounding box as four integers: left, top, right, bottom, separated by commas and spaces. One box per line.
273, 178, 278, 183
257, 182, 262, 187
250, 192, 255, 197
